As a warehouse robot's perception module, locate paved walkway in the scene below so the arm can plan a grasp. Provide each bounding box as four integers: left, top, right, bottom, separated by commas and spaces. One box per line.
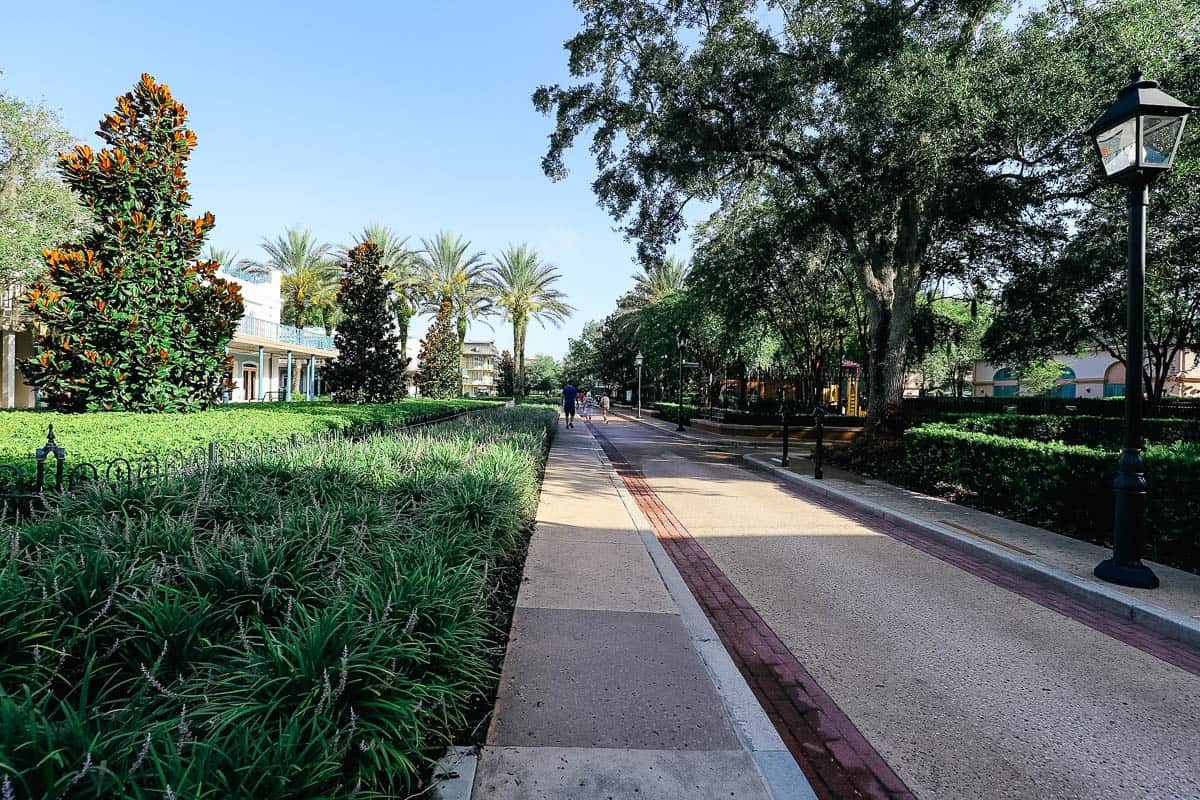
589, 415, 1200, 800
472, 419, 810, 799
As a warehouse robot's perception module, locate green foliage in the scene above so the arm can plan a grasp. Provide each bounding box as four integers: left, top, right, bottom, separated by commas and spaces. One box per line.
534, 0, 1199, 429
1015, 357, 1067, 397
19, 74, 244, 412
523, 354, 561, 394
326, 242, 409, 403
416, 300, 462, 399
899, 423, 1200, 572
0, 90, 89, 287
0, 399, 490, 476
497, 350, 515, 396
907, 298, 991, 396
0, 407, 557, 798
561, 321, 602, 388
651, 401, 698, 425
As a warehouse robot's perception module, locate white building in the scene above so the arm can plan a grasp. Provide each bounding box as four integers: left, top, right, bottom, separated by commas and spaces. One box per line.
0, 267, 337, 408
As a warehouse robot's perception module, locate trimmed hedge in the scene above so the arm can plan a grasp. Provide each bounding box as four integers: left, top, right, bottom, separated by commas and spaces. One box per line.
903, 394, 1200, 419
0, 399, 493, 471
934, 413, 1200, 447
901, 423, 1200, 571
651, 402, 699, 424
0, 407, 557, 798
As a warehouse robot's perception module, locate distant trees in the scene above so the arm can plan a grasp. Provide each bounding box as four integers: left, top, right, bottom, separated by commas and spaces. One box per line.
0, 90, 89, 289
525, 354, 561, 394
325, 242, 408, 403
20, 74, 244, 411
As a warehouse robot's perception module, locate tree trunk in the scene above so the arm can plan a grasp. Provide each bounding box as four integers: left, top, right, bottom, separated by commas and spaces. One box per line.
457, 315, 468, 396
515, 319, 527, 399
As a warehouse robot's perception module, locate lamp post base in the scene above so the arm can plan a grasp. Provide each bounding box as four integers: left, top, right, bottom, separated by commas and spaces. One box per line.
1094, 557, 1160, 589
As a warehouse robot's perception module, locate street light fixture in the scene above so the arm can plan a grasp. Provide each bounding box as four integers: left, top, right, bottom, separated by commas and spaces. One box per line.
1087, 68, 1192, 590
676, 328, 688, 432
634, 351, 644, 419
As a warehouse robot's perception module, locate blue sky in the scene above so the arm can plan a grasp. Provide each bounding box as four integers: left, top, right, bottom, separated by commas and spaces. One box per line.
0, 0, 690, 359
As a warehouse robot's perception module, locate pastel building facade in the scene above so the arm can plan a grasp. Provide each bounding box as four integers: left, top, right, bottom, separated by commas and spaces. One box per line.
0, 268, 337, 408
462, 340, 499, 396
971, 350, 1200, 399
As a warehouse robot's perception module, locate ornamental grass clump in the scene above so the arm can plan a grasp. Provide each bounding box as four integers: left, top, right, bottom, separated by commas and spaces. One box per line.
0, 407, 555, 798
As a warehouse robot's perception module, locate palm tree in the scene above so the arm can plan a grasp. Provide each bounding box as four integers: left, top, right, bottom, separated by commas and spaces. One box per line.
252, 228, 340, 331
486, 244, 574, 398
610, 256, 692, 341
251, 228, 340, 395
631, 256, 690, 305
347, 224, 422, 362
419, 231, 492, 393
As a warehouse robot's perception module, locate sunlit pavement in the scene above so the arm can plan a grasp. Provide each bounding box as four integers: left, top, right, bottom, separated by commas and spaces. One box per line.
590, 415, 1200, 800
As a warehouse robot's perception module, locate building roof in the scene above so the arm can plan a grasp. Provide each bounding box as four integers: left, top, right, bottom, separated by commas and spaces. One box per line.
462, 340, 499, 356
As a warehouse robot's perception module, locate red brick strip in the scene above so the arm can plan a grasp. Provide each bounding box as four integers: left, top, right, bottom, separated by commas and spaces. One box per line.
589, 423, 914, 800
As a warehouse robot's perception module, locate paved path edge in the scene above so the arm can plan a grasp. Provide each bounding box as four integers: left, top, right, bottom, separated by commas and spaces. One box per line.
598, 438, 818, 800
743, 453, 1200, 652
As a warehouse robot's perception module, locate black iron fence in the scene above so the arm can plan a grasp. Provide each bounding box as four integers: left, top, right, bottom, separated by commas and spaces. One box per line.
0, 405, 500, 517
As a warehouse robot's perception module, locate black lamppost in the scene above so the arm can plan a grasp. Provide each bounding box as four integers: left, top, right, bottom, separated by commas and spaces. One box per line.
1087, 69, 1192, 590
676, 328, 688, 431
635, 351, 644, 419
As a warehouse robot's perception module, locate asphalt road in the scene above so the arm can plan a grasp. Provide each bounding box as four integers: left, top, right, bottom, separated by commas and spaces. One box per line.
595, 416, 1200, 800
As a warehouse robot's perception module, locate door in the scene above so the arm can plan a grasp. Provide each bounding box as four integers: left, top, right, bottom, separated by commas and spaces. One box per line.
242, 366, 257, 401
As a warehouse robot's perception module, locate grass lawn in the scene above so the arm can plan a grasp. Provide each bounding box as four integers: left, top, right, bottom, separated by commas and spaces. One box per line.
0, 399, 496, 470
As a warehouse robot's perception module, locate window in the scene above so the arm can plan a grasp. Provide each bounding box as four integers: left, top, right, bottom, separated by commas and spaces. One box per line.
1104, 383, 1125, 397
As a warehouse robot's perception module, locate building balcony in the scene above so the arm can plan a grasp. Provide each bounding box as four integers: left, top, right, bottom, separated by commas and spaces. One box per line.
235, 315, 334, 352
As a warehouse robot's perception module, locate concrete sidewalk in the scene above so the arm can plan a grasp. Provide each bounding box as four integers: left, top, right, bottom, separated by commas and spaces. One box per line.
469, 419, 812, 799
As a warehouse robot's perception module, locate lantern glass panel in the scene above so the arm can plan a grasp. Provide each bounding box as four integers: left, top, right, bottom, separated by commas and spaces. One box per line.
1096, 118, 1137, 175
1141, 115, 1185, 167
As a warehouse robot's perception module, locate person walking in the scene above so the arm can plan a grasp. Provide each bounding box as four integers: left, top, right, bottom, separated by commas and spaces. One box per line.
562, 382, 578, 428
600, 392, 611, 423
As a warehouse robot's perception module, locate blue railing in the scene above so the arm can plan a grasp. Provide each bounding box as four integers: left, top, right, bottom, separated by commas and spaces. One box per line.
221, 266, 272, 285
236, 315, 335, 350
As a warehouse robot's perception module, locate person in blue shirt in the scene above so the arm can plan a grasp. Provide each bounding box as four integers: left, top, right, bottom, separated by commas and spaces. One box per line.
562, 383, 579, 428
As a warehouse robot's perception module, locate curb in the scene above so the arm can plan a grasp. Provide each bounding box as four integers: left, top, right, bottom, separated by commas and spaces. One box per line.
595, 435, 817, 800
743, 453, 1200, 652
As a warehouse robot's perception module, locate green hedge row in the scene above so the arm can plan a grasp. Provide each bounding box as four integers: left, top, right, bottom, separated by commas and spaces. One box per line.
651, 402, 699, 424
934, 413, 1200, 447
901, 423, 1200, 571
0, 399, 493, 470
0, 406, 557, 798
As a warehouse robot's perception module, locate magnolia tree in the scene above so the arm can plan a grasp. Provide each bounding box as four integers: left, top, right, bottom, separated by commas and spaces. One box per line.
416, 300, 462, 398
21, 74, 243, 411
326, 242, 409, 403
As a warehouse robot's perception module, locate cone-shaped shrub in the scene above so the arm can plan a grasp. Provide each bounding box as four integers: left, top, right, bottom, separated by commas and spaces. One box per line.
326, 241, 409, 403
497, 349, 515, 396
19, 73, 244, 412
416, 300, 462, 398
